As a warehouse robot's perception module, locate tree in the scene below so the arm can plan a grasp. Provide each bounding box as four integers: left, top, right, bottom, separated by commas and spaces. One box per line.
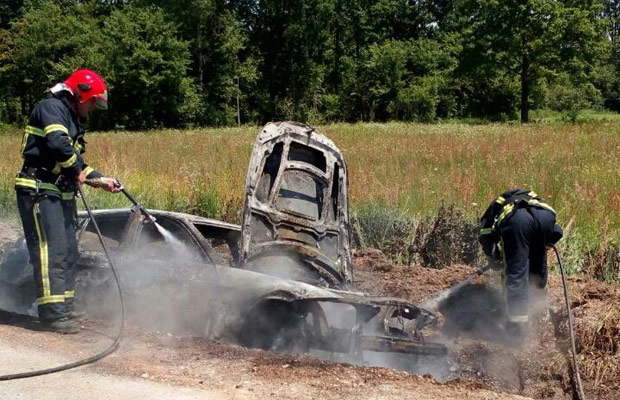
101, 5, 200, 128
235, 0, 337, 122
456, 0, 608, 122
137, 0, 257, 125
338, 38, 457, 122
0, 1, 104, 120
601, 0, 620, 110
0, 0, 24, 30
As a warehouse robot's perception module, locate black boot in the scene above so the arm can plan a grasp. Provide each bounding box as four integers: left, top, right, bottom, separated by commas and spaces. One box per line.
65, 298, 86, 320
66, 309, 87, 320
505, 321, 527, 348
40, 317, 80, 334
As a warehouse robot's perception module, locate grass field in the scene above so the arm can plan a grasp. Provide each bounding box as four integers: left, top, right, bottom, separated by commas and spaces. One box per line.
1, 121, 619, 275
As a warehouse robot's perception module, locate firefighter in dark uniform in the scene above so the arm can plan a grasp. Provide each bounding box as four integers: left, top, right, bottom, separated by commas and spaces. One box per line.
479, 189, 563, 342
15, 69, 120, 333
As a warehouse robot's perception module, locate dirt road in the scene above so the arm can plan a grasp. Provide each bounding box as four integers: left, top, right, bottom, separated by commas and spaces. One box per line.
0, 313, 531, 400
0, 340, 232, 400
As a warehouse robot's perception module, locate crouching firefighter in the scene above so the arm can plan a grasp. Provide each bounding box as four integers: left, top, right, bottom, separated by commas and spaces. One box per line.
479, 189, 563, 344
15, 69, 121, 334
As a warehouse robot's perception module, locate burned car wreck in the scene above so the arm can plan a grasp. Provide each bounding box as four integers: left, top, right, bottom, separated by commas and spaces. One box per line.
0, 122, 445, 366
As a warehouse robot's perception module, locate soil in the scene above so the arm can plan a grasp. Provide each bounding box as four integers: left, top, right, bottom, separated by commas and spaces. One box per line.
0, 223, 21, 250
0, 311, 528, 400
0, 223, 618, 400
352, 248, 620, 400
353, 248, 476, 303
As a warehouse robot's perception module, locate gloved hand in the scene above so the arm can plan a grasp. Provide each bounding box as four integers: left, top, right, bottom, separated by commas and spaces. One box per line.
87, 177, 122, 193
102, 177, 122, 193
548, 224, 563, 245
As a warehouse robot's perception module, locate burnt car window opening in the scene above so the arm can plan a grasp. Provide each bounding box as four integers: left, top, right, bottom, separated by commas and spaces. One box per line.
193, 224, 240, 266
275, 171, 325, 220
330, 164, 340, 221
137, 218, 202, 261
80, 215, 129, 251
256, 142, 283, 202
288, 141, 327, 172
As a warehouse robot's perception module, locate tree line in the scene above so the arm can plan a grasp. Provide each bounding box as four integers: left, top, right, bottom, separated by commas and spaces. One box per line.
0, 0, 618, 129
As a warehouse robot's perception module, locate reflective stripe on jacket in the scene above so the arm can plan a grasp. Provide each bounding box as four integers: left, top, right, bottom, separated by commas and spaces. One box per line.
17, 93, 102, 197
478, 189, 555, 258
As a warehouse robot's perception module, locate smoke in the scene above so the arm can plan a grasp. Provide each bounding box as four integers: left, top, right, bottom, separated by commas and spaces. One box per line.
0, 239, 38, 317
77, 224, 221, 337
1, 222, 535, 388
426, 279, 555, 390
78, 228, 459, 383
306, 301, 452, 382
243, 251, 328, 285
438, 283, 507, 342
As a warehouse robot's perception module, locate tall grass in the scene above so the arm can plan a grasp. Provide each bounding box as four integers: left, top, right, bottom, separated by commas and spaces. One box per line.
1, 121, 618, 276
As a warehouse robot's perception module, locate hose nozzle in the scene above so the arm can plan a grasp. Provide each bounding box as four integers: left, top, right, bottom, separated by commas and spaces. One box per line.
120, 186, 156, 223
86, 178, 156, 223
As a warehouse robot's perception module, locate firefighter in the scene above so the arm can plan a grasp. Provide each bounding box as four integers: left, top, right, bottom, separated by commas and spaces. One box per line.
15, 69, 120, 334
479, 189, 563, 343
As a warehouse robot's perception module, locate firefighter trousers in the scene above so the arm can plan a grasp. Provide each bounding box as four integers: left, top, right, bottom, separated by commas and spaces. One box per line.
16, 190, 79, 321
499, 206, 557, 324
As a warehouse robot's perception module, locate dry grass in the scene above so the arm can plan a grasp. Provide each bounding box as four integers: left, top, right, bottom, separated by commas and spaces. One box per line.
578, 299, 620, 389
1, 120, 618, 250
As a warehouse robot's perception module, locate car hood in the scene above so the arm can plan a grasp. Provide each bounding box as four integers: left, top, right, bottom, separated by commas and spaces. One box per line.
239, 122, 353, 287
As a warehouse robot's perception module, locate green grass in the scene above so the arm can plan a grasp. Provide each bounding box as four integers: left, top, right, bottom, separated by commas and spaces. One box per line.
529, 108, 620, 123
1, 121, 619, 277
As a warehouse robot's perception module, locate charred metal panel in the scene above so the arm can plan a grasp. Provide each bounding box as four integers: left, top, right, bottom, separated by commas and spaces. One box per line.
240, 122, 353, 287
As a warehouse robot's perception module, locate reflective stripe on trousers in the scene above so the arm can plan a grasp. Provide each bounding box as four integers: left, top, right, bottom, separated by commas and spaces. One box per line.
16, 191, 79, 320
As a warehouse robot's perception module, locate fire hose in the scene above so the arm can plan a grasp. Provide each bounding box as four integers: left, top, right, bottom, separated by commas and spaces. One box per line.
0, 183, 126, 381
552, 244, 586, 400
421, 246, 586, 399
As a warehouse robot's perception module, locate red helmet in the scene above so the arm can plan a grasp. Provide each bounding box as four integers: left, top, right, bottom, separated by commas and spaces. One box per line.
64, 69, 108, 110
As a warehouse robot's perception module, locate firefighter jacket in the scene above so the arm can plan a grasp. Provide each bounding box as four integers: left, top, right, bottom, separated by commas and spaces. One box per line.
15, 91, 102, 199
478, 189, 563, 258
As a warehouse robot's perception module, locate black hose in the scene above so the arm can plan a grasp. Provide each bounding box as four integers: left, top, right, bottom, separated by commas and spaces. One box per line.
0, 185, 125, 381
551, 244, 587, 400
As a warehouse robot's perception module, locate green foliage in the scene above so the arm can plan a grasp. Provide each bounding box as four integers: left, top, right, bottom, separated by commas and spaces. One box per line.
100, 5, 198, 129
0, 0, 24, 29
355, 203, 418, 264
139, 0, 257, 126
0, 1, 104, 121
455, 0, 609, 122
557, 224, 589, 274
338, 38, 457, 122
355, 203, 484, 268
0, 0, 616, 126
397, 76, 440, 122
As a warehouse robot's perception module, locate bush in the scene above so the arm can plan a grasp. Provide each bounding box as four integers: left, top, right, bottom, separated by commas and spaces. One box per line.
396, 76, 441, 122
412, 204, 483, 268
354, 203, 484, 267
318, 93, 342, 123
354, 204, 417, 264
547, 80, 603, 123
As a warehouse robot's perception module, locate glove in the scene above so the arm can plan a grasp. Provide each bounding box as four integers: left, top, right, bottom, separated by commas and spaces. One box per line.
99, 177, 122, 193
85, 177, 122, 193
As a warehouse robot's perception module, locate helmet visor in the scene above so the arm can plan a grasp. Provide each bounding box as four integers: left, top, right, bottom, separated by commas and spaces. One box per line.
94, 90, 108, 110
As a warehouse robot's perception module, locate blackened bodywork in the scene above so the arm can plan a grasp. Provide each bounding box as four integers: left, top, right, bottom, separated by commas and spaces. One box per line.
237, 122, 444, 358
240, 122, 352, 287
